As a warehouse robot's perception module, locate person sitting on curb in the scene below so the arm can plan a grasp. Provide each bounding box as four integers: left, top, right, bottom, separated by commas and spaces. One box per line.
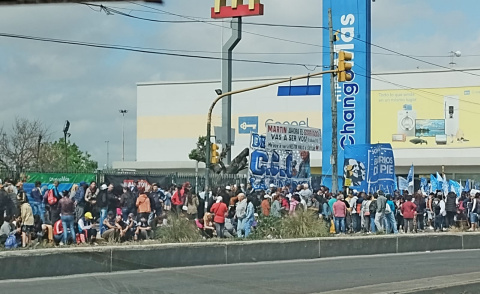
78, 212, 97, 244
102, 211, 120, 242
134, 217, 151, 241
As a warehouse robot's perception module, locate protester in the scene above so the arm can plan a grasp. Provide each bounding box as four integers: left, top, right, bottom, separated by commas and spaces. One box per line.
401, 195, 417, 233
58, 190, 76, 245
261, 194, 271, 216
210, 196, 228, 238
235, 193, 247, 238
136, 191, 151, 221
445, 192, 457, 228
333, 194, 347, 234
78, 212, 97, 244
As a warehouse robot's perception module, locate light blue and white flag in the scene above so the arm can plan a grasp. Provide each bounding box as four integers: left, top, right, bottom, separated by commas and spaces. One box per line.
398, 176, 408, 191
449, 180, 462, 197
464, 179, 470, 192
407, 164, 414, 194
436, 172, 443, 191
430, 174, 438, 193
420, 177, 428, 195
442, 174, 449, 196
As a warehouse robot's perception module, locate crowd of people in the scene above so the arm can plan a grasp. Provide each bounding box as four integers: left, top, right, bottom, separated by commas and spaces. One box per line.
0, 177, 479, 249
0, 179, 187, 248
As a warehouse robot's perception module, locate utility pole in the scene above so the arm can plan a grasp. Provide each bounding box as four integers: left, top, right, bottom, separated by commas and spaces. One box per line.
221, 17, 242, 165
105, 140, 110, 169
329, 8, 338, 193
119, 109, 128, 161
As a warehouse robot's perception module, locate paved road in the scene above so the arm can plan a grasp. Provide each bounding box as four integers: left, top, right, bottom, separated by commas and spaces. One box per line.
2, 250, 480, 294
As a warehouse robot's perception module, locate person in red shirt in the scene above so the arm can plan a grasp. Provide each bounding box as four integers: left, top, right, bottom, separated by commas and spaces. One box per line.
401, 195, 417, 233
210, 196, 228, 238
333, 194, 347, 234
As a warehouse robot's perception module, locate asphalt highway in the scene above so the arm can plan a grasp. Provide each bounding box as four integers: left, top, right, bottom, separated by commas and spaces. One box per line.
2, 249, 480, 294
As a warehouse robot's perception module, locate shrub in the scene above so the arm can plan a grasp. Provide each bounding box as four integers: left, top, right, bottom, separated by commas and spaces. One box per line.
251, 211, 329, 239
154, 213, 202, 243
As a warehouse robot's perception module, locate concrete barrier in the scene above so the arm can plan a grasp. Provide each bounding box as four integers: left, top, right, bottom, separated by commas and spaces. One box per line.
320, 236, 397, 258
397, 234, 463, 253
225, 239, 319, 264
1, 233, 480, 280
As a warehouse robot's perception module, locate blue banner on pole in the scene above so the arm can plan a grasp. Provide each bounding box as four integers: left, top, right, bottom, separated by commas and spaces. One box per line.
344, 143, 396, 193
322, 0, 372, 190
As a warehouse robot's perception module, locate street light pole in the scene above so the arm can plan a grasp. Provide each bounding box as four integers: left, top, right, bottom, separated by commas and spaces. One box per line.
204, 69, 335, 211
328, 8, 338, 193
105, 140, 110, 169
119, 109, 128, 161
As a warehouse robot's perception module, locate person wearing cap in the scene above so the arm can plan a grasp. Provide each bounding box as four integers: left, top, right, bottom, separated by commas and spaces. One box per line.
58, 190, 76, 245
102, 210, 120, 241
210, 196, 228, 238
261, 194, 271, 217
96, 183, 109, 235
78, 212, 97, 244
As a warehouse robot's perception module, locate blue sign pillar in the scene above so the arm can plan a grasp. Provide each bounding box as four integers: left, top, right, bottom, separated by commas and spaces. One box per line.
322, 0, 372, 190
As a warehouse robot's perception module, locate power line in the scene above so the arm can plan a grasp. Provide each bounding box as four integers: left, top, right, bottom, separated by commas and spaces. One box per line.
0, 31, 326, 68
125, 1, 330, 50
329, 28, 480, 78
82, 3, 480, 60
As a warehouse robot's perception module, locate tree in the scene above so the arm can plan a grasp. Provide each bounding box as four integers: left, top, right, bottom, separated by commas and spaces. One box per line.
188, 136, 207, 163
188, 136, 248, 174
40, 138, 98, 173
0, 117, 48, 172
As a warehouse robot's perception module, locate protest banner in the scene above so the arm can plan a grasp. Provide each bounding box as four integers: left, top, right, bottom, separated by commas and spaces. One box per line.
249, 133, 311, 190
265, 123, 321, 152
343, 143, 396, 193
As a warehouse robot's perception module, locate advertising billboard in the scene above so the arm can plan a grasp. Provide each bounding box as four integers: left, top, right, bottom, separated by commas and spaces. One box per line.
322, 0, 372, 188
371, 86, 480, 148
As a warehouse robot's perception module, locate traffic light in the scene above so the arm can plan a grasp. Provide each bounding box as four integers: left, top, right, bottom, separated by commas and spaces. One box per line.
211, 143, 220, 164
338, 50, 353, 82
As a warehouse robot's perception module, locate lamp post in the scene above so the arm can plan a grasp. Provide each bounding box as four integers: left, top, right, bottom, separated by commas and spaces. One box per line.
204, 69, 335, 212
63, 120, 70, 172
105, 140, 110, 169
37, 135, 42, 171
119, 109, 128, 161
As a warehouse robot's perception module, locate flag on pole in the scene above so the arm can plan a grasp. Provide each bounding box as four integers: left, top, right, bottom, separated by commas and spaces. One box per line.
430, 174, 438, 193
464, 179, 470, 191
436, 172, 443, 191
442, 174, 449, 196
449, 180, 461, 197
398, 176, 408, 191
420, 177, 428, 195
407, 164, 414, 195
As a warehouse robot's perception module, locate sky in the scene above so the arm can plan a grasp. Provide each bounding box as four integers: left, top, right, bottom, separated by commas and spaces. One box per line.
0, 0, 479, 169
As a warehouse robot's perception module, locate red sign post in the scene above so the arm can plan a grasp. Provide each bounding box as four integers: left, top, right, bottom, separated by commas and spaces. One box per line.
211, 0, 264, 19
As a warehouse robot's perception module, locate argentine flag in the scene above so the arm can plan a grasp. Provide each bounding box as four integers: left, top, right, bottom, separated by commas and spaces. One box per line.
464, 179, 470, 192
442, 174, 449, 196
436, 172, 443, 191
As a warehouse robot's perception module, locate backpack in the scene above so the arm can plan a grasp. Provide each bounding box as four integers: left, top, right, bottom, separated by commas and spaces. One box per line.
458, 201, 465, 212
356, 203, 362, 214
385, 203, 392, 214
4, 234, 17, 249
369, 200, 377, 215
432, 198, 441, 215
47, 189, 57, 206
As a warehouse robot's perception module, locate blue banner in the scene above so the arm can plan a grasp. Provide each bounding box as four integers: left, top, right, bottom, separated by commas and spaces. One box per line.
322, 0, 372, 190
343, 143, 396, 193
248, 133, 311, 191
